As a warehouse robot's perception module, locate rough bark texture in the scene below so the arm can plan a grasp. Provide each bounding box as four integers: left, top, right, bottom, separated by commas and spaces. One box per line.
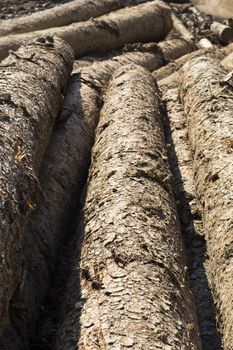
154, 43, 233, 87
0, 1, 173, 61
54, 64, 201, 350
162, 87, 222, 350
0, 37, 73, 334
180, 56, 233, 350
0, 0, 129, 37
0, 36, 196, 349
75, 38, 196, 90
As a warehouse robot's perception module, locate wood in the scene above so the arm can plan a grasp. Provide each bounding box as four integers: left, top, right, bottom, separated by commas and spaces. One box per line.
180, 56, 233, 350
172, 13, 194, 41
0, 0, 128, 37
0, 37, 73, 334
54, 64, 201, 350
211, 21, 233, 44
221, 51, 233, 70
2, 37, 196, 348
0, 1, 173, 61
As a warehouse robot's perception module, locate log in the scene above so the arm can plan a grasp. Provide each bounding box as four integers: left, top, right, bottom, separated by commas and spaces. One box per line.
171, 13, 194, 41
0, 1, 173, 61
211, 21, 233, 44
154, 44, 233, 84
0, 36, 73, 334
162, 87, 222, 350
180, 56, 233, 350
54, 64, 201, 350
3, 37, 196, 348
221, 51, 233, 70
0, 0, 128, 37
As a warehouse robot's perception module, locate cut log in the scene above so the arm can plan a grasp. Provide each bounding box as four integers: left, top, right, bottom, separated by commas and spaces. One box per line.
1, 37, 196, 348
0, 0, 129, 37
54, 64, 201, 350
0, 1, 173, 61
211, 21, 233, 44
180, 56, 233, 350
0, 36, 73, 334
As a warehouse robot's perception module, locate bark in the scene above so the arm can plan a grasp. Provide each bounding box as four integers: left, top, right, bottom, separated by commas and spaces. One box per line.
54, 64, 201, 350
76, 38, 196, 90
171, 13, 194, 41
154, 43, 233, 84
162, 87, 222, 350
0, 0, 129, 37
180, 56, 233, 350
1, 36, 196, 349
210, 21, 233, 44
0, 1, 172, 61
0, 37, 73, 334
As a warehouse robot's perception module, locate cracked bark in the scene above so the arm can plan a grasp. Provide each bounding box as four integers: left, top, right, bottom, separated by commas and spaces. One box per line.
0, 1, 172, 61
180, 56, 233, 350
54, 64, 201, 350
0, 0, 130, 37
0, 36, 196, 349
0, 36, 73, 334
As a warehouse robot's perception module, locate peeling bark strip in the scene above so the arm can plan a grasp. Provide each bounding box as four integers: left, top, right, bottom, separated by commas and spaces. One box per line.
0, 0, 129, 37
0, 37, 73, 333
0, 1, 172, 61
55, 65, 201, 350
180, 57, 233, 350
1, 37, 196, 349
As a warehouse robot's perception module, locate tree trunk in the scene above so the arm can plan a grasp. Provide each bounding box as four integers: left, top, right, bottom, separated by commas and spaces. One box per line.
180, 56, 233, 350
0, 1, 172, 61
1, 36, 196, 349
162, 87, 222, 350
0, 36, 73, 334
154, 43, 233, 84
54, 64, 201, 350
0, 0, 129, 37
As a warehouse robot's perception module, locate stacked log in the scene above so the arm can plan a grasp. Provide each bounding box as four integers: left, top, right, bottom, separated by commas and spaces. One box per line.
54, 64, 201, 350
1, 36, 196, 349
0, 1, 173, 61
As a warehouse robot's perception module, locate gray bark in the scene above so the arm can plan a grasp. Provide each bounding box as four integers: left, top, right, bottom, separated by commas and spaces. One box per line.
0, 1, 172, 61
0, 0, 129, 37
54, 64, 201, 350
0, 36, 73, 334
2, 36, 196, 348
180, 56, 233, 350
